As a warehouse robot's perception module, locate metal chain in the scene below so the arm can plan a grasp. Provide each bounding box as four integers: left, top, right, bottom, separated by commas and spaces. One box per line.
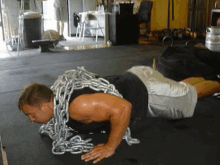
39, 66, 140, 155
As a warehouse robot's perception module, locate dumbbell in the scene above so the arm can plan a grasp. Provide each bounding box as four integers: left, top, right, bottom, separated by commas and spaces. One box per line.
201, 29, 206, 39
164, 29, 172, 37
177, 28, 184, 40
154, 31, 160, 38
172, 28, 178, 39
148, 31, 154, 38
183, 28, 191, 39
158, 30, 165, 41
190, 31, 197, 39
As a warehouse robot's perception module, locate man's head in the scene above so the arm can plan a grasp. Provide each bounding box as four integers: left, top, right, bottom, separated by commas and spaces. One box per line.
18, 83, 54, 124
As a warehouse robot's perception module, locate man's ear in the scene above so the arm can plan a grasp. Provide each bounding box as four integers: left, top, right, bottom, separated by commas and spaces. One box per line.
40, 102, 49, 111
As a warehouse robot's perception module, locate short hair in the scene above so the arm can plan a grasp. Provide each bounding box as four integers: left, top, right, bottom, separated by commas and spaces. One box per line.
18, 83, 54, 111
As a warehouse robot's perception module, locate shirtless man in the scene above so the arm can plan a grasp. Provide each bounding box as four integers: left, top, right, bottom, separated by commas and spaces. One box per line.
18, 66, 220, 164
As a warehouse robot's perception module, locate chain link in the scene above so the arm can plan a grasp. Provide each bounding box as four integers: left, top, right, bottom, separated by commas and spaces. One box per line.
39, 66, 140, 155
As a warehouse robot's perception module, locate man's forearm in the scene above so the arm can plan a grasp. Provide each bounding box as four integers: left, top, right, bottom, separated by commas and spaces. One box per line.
106, 106, 131, 150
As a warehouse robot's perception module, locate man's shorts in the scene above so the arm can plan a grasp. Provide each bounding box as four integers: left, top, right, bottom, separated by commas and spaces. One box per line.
127, 66, 198, 119
55, 7, 67, 22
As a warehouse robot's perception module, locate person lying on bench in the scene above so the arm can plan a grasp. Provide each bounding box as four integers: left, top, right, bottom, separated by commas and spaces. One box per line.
17, 66, 220, 164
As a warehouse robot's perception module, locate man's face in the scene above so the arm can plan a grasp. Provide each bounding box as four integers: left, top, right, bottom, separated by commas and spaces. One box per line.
22, 102, 54, 124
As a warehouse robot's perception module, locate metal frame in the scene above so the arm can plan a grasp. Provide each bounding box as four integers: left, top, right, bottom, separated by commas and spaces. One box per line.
0, 0, 4, 41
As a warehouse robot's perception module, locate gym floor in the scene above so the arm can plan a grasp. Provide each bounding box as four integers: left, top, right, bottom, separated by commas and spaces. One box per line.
0, 36, 110, 59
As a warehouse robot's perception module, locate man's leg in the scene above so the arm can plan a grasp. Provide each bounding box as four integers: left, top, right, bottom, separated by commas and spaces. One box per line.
193, 80, 220, 98
59, 22, 66, 40
55, 8, 65, 40
61, 22, 64, 36
182, 77, 205, 85
54, 7, 61, 36
182, 77, 220, 98
56, 21, 60, 35
58, 6, 67, 41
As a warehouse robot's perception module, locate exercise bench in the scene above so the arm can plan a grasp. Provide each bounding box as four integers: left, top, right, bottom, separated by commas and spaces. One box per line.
32, 39, 56, 52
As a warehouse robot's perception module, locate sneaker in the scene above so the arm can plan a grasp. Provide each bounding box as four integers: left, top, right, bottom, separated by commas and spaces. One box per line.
60, 35, 66, 41
213, 92, 220, 98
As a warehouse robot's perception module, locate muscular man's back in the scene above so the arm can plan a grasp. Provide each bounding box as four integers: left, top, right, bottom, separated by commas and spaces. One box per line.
67, 72, 149, 133
68, 93, 132, 124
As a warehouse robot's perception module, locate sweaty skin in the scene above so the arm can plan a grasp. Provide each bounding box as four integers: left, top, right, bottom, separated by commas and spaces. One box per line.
22, 93, 132, 163
69, 93, 132, 164
182, 77, 220, 98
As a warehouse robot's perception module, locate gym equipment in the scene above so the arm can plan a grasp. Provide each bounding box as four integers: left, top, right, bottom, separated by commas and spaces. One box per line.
161, 0, 174, 44
32, 29, 60, 52
162, 35, 174, 46
166, 0, 170, 29
205, 27, 220, 52
183, 28, 191, 39
138, 0, 153, 35
22, 11, 42, 48
81, 13, 105, 43
185, 40, 198, 46
161, 28, 174, 46
32, 39, 56, 52
1, 1, 25, 56
148, 27, 205, 47
171, 0, 174, 21
177, 28, 184, 39
0, 136, 8, 165
213, 92, 220, 98
190, 0, 196, 32
41, 29, 60, 46
157, 46, 219, 81
172, 28, 178, 39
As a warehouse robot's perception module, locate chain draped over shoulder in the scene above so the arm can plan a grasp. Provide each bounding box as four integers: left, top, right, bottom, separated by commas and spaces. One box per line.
39, 66, 140, 155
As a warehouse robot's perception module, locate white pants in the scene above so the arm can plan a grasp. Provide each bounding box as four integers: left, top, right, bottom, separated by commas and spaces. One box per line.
127, 66, 198, 119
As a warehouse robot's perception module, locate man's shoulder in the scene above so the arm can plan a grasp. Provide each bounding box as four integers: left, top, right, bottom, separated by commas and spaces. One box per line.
71, 93, 110, 102
70, 94, 90, 105
69, 93, 98, 107
69, 93, 114, 107
68, 94, 93, 117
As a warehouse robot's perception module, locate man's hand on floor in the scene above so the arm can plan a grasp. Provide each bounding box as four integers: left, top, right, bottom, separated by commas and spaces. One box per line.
81, 143, 115, 164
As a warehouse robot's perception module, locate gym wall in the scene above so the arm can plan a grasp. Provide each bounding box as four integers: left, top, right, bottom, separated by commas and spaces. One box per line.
150, 0, 188, 30
116, 0, 188, 31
